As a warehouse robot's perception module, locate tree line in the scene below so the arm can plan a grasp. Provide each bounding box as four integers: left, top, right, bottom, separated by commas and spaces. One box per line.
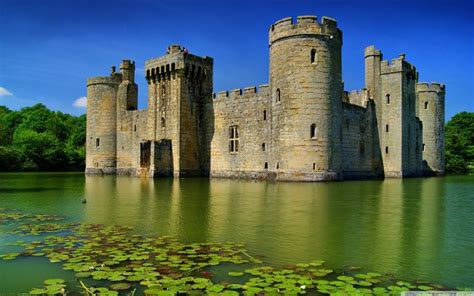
0, 104, 85, 171
0, 104, 472, 173
445, 112, 473, 174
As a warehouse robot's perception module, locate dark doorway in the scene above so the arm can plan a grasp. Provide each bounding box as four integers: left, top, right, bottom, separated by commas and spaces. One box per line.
140, 141, 151, 167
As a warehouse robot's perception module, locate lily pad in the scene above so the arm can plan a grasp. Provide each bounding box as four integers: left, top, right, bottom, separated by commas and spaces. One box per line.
109, 282, 132, 291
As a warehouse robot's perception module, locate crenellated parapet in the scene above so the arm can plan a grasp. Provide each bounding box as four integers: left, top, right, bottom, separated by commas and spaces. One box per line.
145, 45, 213, 83
416, 82, 446, 94
347, 88, 370, 107
213, 84, 270, 101
381, 54, 417, 75
269, 15, 342, 45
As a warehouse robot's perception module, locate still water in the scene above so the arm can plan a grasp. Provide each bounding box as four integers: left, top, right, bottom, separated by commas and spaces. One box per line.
0, 173, 473, 291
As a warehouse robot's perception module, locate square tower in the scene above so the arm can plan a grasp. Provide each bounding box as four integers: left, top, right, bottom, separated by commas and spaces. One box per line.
145, 45, 213, 177
379, 54, 422, 177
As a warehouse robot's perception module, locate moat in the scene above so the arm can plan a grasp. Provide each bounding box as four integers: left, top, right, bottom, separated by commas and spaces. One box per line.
0, 173, 473, 292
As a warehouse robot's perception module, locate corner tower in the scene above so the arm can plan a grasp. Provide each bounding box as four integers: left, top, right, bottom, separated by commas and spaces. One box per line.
269, 16, 343, 180
416, 82, 445, 175
85, 69, 122, 174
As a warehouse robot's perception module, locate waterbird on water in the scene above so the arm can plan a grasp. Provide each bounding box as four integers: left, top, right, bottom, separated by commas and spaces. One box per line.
82, 198, 87, 204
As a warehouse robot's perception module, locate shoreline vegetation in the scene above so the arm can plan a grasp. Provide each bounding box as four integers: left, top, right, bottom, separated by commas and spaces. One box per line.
0, 104, 85, 172
0, 104, 472, 174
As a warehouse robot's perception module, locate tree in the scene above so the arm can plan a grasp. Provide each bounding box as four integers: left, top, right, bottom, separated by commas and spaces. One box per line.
0, 104, 86, 172
13, 129, 65, 171
445, 112, 474, 174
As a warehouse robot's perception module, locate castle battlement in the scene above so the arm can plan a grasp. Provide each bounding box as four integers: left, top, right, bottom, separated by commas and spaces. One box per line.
416, 82, 446, 93
145, 44, 213, 79
381, 54, 417, 74
145, 47, 212, 82
213, 84, 270, 101
350, 89, 367, 96
269, 15, 341, 44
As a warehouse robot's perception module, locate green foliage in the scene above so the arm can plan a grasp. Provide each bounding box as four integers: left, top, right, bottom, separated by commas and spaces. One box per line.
445, 112, 474, 174
0, 104, 86, 171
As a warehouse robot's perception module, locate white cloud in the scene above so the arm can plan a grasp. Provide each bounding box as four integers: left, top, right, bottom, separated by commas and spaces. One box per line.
73, 96, 87, 108
0, 87, 13, 97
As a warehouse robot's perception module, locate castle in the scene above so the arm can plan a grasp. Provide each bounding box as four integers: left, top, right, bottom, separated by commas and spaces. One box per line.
85, 15, 445, 181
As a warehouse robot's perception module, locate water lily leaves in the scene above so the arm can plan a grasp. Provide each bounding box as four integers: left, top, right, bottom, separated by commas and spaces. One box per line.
220, 290, 240, 296
75, 272, 91, 278
337, 275, 354, 282
109, 282, 131, 291
89, 287, 119, 296
2, 208, 465, 295
0, 252, 20, 260
43, 278, 65, 285
108, 274, 126, 281
45, 284, 66, 294
373, 287, 388, 294
356, 280, 373, 287
397, 281, 415, 288
206, 284, 225, 293
366, 272, 382, 278
29, 288, 47, 295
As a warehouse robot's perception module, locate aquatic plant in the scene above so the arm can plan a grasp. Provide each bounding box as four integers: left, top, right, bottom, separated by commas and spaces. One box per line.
0, 208, 467, 295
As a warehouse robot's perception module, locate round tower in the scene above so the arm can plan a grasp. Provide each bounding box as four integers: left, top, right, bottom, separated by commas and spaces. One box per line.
416, 82, 445, 175
85, 72, 122, 174
269, 15, 343, 180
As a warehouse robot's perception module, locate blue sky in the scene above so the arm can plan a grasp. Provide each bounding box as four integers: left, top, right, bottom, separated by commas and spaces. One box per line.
0, 0, 472, 120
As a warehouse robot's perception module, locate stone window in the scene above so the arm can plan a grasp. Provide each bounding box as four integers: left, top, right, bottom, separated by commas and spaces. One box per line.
313, 163, 316, 171
96, 138, 100, 147
263, 110, 267, 120
276, 162, 279, 169
161, 117, 166, 128
264, 162, 268, 170
276, 88, 281, 103
422, 144, 425, 151
424, 101, 428, 109
385, 146, 389, 154
385, 124, 389, 132
386, 94, 390, 104
310, 123, 317, 139
262, 143, 266, 151
229, 125, 239, 153
134, 125, 137, 132
310, 49, 317, 64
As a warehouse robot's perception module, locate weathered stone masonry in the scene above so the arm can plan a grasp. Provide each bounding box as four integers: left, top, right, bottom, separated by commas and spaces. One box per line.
86, 15, 445, 181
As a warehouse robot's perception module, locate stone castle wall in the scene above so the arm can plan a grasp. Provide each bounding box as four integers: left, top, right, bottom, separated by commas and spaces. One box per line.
85, 15, 445, 181
341, 101, 382, 178
210, 86, 271, 179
